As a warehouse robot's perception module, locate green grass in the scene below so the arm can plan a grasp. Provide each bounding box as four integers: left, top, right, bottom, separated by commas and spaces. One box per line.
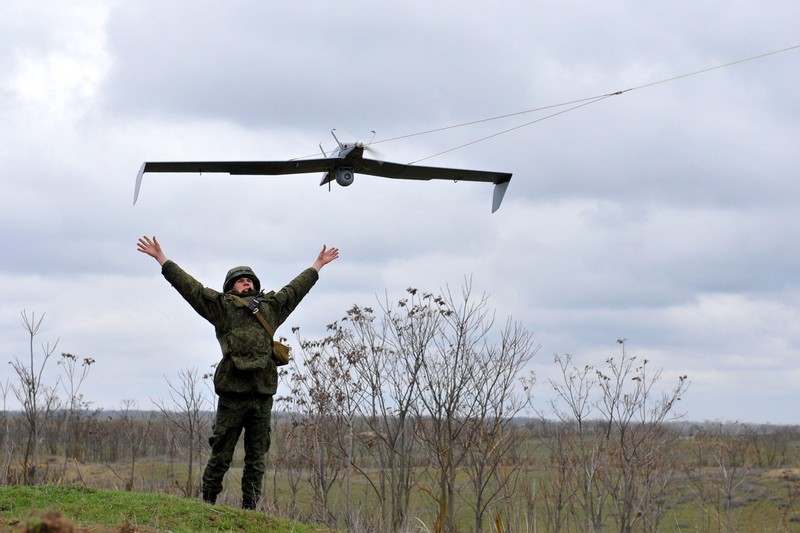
2, 470, 799, 532
0, 485, 339, 533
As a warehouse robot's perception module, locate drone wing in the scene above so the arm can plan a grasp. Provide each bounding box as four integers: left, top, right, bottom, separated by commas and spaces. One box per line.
134, 158, 333, 204
352, 159, 512, 213
134, 156, 513, 212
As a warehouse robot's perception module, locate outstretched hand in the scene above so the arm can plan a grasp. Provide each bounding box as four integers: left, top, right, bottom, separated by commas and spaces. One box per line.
312, 245, 339, 272
137, 235, 168, 266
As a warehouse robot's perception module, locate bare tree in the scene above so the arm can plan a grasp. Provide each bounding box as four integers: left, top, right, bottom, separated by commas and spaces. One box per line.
282, 339, 348, 526
536, 417, 582, 533
293, 323, 367, 527
8, 311, 61, 484
107, 399, 152, 491
0, 377, 12, 484
268, 413, 305, 518
153, 367, 211, 497
57, 352, 95, 473
594, 347, 688, 533
290, 283, 538, 533
686, 422, 751, 533
460, 319, 538, 533
289, 291, 436, 531
538, 354, 604, 532
400, 281, 540, 533
411, 283, 498, 533
745, 423, 793, 468
332, 292, 436, 532
539, 342, 689, 533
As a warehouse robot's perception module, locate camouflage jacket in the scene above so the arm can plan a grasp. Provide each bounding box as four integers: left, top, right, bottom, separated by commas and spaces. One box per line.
161, 260, 319, 396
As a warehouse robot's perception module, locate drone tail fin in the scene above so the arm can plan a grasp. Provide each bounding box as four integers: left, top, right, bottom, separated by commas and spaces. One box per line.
491, 179, 511, 213
134, 162, 146, 205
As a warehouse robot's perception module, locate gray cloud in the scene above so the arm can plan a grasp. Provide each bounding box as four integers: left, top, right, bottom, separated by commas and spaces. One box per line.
1, 0, 799, 424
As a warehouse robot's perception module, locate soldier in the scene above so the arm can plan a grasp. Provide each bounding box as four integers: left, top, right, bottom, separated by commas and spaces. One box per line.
137, 235, 339, 509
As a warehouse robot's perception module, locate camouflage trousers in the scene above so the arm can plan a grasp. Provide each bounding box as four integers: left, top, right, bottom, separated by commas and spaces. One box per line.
202, 394, 273, 507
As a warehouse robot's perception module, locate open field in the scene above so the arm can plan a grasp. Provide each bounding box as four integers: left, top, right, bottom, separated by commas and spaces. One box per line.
3, 389, 800, 531
4, 449, 800, 532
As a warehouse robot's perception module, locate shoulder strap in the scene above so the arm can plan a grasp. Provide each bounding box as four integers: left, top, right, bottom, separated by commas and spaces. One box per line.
231, 294, 276, 337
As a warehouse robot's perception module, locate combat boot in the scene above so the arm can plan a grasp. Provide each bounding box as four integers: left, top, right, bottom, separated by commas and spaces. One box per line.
202, 489, 218, 505
242, 497, 257, 510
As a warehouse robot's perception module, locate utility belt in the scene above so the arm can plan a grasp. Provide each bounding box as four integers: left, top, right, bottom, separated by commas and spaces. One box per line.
220, 391, 272, 402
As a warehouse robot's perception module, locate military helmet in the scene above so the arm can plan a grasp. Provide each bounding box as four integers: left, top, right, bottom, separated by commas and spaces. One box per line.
223, 266, 261, 293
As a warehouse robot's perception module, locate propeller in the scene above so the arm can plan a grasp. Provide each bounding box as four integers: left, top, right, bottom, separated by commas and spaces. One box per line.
329, 129, 383, 158
321, 129, 383, 190
362, 130, 383, 160
318, 143, 332, 191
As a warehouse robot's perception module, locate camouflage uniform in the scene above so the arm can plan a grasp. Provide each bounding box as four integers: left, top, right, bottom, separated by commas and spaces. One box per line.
161, 260, 319, 508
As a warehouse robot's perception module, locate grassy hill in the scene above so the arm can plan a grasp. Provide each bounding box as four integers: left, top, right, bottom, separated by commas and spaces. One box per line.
0, 485, 337, 533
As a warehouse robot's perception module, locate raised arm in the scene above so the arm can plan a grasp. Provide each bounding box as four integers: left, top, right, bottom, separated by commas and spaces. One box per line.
137, 235, 169, 266
312, 245, 339, 272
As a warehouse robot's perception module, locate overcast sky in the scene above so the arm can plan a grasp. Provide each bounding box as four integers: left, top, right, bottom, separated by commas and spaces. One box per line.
1, 1, 798, 424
